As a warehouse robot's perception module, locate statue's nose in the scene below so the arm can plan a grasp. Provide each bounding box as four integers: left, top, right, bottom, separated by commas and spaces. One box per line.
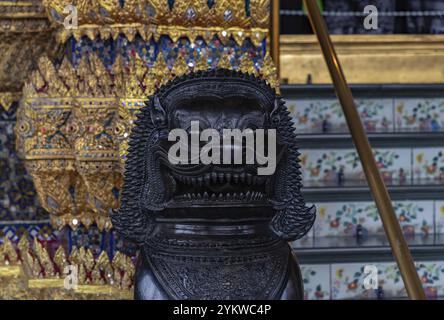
221, 143, 256, 164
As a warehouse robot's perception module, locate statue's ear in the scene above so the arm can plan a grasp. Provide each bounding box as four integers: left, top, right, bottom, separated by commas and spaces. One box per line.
149, 96, 167, 127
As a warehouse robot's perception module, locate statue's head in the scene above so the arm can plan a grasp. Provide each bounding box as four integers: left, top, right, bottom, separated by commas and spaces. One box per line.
112, 69, 315, 244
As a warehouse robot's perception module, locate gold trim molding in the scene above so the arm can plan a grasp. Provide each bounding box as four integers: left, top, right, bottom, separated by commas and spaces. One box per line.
43, 0, 270, 45
56, 25, 269, 46
280, 34, 444, 84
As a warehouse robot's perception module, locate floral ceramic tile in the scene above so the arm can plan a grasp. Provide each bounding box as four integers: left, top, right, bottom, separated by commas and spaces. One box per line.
377, 262, 407, 298
331, 262, 409, 299
287, 99, 342, 133
416, 261, 444, 299
300, 264, 331, 300
395, 98, 444, 131
394, 201, 434, 237
300, 149, 362, 182
287, 99, 393, 133
374, 149, 412, 182
315, 202, 374, 237
357, 99, 394, 132
300, 148, 411, 183
379, 261, 444, 299
331, 263, 384, 299
331, 261, 444, 300
314, 201, 434, 237
413, 148, 444, 180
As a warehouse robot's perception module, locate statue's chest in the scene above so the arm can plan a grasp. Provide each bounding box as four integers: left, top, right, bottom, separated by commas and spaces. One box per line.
144, 233, 291, 300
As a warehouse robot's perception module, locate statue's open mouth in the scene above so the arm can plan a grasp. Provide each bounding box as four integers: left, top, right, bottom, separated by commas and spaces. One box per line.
166, 166, 272, 207
152, 141, 279, 208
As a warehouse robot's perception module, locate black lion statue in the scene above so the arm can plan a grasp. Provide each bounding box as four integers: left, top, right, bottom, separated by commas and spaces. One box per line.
112, 69, 316, 300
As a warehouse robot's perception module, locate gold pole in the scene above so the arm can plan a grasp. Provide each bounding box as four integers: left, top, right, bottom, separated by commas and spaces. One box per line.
270, 0, 280, 77
303, 0, 426, 300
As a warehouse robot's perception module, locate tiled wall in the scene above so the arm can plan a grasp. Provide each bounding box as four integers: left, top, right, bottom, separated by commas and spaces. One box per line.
301, 261, 444, 300
289, 96, 444, 299
287, 98, 444, 133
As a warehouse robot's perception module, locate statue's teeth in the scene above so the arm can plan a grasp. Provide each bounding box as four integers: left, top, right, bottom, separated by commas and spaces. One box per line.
203, 192, 209, 199
233, 174, 239, 184
211, 193, 216, 199
211, 172, 218, 183
239, 173, 246, 183
246, 174, 252, 185
204, 174, 211, 186
197, 177, 204, 186
252, 176, 258, 186
225, 173, 231, 183
218, 173, 224, 183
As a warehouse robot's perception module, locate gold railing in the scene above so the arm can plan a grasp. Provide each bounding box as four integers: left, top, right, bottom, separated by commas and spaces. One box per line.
271, 0, 426, 300
270, 0, 280, 77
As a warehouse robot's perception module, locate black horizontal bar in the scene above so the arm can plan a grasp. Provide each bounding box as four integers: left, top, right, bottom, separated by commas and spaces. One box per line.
280, 84, 444, 99
293, 235, 444, 264
302, 179, 444, 201
296, 131, 444, 148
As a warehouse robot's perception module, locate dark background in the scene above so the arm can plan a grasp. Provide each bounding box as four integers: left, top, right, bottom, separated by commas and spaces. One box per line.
281, 0, 444, 34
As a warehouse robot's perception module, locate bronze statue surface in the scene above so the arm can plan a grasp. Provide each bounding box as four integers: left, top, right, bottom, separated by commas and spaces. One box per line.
112, 69, 316, 300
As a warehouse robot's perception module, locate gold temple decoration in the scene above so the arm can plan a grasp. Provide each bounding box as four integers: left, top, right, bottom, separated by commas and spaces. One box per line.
43, 0, 270, 46
15, 0, 278, 231
0, 0, 56, 111
0, 237, 134, 299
